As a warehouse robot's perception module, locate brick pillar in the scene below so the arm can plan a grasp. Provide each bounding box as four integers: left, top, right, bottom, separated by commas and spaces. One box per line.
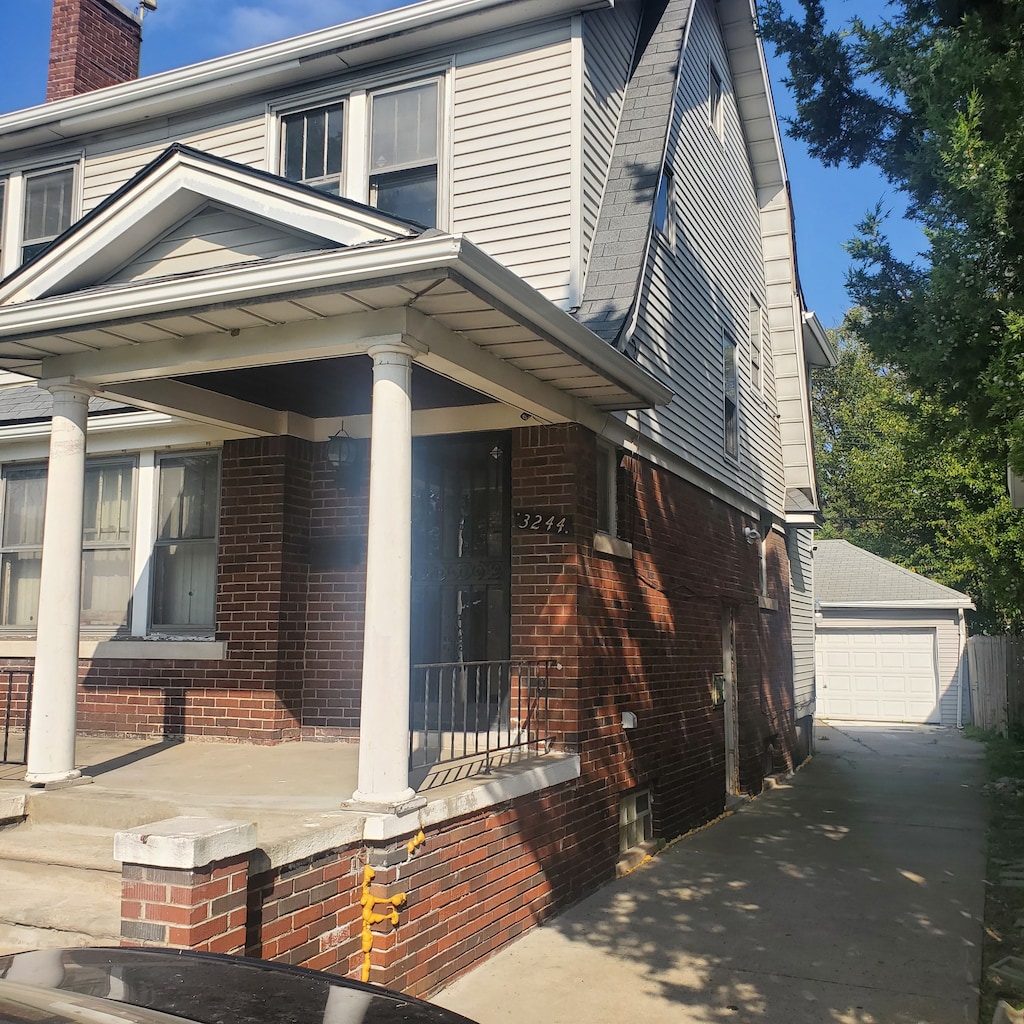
48, 0, 142, 102
115, 817, 255, 955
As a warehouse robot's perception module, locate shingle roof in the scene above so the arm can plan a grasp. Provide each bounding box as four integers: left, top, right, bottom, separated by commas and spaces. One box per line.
814, 540, 973, 608
577, 0, 692, 346
0, 384, 128, 424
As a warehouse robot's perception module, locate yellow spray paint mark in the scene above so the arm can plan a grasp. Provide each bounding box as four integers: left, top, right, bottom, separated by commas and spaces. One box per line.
360, 864, 408, 983
407, 829, 426, 855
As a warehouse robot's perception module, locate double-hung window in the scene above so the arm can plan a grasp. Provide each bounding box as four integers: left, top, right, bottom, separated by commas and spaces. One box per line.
0, 450, 220, 636
279, 77, 441, 228
368, 81, 439, 226
151, 452, 219, 631
0, 459, 134, 630
749, 296, 764, 393
0, 161, 78, 275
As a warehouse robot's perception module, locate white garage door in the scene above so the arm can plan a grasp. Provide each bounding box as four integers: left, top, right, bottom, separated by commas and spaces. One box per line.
816, 628, 940, 723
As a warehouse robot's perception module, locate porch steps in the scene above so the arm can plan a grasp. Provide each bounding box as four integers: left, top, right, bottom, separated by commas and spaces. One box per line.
0, 853, 121, 954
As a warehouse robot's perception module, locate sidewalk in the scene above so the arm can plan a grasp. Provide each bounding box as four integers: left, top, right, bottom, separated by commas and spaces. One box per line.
434, 724, 987, 1024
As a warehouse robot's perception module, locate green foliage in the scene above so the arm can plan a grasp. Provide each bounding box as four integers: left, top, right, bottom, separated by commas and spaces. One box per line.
813, 329, 1024, 632
762, 0, 1024, 472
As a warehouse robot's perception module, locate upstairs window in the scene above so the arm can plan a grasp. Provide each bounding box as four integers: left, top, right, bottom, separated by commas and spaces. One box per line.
22, 165, 75, 262
709, 64, 724, 139
749, 296, 764, 393
653, 168, 675, 246
281, 102, 344, 193
723, 330, 739, 460
369, 81, 439, 226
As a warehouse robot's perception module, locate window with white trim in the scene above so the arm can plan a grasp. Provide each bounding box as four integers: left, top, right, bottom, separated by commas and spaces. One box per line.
0, 450, 221, 636
152, 452, 220, 631
279, 77, 441, 228
723, 330, 739, 460
653, 168, 675, 245
0, 161, 79, 275
749, 295, 764, 393
709, 64, 724, 139
0, 458, 135, 630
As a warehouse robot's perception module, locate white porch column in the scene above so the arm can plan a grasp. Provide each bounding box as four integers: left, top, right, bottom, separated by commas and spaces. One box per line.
352, 343, 417, 808
25, 382, 90, 785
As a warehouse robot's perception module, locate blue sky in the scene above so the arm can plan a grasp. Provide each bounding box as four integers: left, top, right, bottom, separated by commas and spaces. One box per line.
0, 0, 923, 328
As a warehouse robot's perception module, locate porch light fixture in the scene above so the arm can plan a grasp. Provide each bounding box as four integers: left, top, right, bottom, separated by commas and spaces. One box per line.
326, 427, 361, 485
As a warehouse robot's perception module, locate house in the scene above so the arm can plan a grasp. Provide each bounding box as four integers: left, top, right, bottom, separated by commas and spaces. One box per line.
0, 0, 834, 992
814, 540, 973, 727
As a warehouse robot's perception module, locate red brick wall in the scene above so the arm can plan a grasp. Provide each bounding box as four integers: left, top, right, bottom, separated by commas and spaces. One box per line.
47, 0, 142, 102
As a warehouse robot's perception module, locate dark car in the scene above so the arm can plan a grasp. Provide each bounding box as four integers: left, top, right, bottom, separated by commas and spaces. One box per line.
0, 947, 477, 1024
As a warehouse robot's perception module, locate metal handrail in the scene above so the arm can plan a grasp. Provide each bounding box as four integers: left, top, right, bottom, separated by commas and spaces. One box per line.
2, 669, 32, 765
409, 658, 553, 773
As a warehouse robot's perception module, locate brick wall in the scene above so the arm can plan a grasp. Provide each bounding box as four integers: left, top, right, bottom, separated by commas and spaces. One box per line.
47, 0, 142, 102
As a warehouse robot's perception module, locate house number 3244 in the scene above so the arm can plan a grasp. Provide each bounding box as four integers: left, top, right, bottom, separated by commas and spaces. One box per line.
514, 510, 572, 535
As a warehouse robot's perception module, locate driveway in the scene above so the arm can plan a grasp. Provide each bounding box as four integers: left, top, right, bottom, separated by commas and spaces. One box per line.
434, 724, 987, 1024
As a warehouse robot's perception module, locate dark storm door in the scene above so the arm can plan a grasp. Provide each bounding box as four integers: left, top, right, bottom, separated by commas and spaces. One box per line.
410, 432, 511, 671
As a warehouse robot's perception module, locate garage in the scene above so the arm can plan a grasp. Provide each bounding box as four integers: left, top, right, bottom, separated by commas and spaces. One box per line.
816, 628, 940, 723
814, 541, 974, 727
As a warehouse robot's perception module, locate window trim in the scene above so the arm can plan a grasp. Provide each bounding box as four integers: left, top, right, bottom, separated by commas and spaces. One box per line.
270, 68, 449, 228
723, 328, 740, 461
0, 154, 82, 278
709, 62, 724, 140
749, 294, 765, 394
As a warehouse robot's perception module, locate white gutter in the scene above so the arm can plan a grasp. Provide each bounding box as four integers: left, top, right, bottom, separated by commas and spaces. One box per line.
817, 600, 976, 610
957, 606, 967, 729
0, 234, 671, 410
0, 0, 611, 153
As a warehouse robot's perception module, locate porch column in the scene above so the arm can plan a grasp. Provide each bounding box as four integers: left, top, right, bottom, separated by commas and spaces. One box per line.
25, 382, 90, 785
352, 343, 417, 808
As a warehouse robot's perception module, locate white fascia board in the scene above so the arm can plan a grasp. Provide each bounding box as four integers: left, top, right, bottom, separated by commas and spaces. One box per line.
0, 150, 415, 305
0, 0, 611, 156
0, 235, 671, 411
453, 239, 673, 409
818, 600, 976, 611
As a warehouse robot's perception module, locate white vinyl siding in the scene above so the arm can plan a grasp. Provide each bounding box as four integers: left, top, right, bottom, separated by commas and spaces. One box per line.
788, 527, 814, 714
581, 1, 640, 285
629, 0, 785, 515
452, 22, 575, 306
80, 105, 266, 213
108, 204, 326, 283
816, 610, 965, 727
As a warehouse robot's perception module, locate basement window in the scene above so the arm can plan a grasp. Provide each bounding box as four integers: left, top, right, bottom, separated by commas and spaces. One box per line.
619, 789, 654, 853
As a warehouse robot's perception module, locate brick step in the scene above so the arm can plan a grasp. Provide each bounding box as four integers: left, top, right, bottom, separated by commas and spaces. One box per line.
0, 859, 121, 946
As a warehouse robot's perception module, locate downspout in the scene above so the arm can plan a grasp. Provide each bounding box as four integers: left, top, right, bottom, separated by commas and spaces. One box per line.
956, 607, 967, 730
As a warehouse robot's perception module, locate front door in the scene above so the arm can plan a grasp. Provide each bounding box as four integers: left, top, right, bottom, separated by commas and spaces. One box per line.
410, 432, 511, 669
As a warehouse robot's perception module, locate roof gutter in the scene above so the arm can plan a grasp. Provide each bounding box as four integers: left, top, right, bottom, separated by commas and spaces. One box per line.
0, 0, 612, 154
818, 600, 976, 611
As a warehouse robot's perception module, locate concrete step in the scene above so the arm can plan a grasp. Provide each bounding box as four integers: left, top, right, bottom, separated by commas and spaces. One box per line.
24, 787, 180, 830
0, 859, 120, 941
0, 922, 120, 956
0, 822, 119, 873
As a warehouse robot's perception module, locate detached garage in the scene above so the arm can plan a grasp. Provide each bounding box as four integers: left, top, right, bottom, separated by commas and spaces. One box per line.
814, 541, 974, 727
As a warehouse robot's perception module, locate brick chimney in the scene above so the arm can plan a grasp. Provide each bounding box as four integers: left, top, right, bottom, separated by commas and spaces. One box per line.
47, 0, 143, 102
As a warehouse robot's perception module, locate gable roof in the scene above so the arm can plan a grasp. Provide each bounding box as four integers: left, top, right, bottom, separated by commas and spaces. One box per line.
0, 145, 419, 306
815, 540, 974, 610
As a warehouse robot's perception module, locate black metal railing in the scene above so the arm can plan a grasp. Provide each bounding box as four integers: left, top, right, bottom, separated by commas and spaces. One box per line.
2, 670, 32, 765
409, 659, 554, 776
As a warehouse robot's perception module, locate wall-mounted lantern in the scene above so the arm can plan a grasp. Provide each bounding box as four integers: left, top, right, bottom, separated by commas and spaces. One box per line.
326, 428, 361, 485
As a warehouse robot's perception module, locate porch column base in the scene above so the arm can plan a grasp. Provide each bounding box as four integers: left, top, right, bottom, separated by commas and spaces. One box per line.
29, 770, 90, 790
344, 794, 426, 817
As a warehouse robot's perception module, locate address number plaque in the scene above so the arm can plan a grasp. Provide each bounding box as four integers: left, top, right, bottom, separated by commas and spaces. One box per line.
514, 509, 572, 535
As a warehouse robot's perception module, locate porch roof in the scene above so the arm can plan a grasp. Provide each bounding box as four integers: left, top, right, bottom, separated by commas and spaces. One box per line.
0, 147, 670, 426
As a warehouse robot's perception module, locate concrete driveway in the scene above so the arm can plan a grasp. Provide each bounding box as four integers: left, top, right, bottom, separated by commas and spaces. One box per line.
434, 724, 987, 1024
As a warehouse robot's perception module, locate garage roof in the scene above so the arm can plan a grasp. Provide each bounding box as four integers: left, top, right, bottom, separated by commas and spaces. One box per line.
815, 540, 974, 610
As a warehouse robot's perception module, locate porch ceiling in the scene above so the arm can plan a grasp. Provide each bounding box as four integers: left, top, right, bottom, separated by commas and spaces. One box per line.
0, 235, 671, 426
